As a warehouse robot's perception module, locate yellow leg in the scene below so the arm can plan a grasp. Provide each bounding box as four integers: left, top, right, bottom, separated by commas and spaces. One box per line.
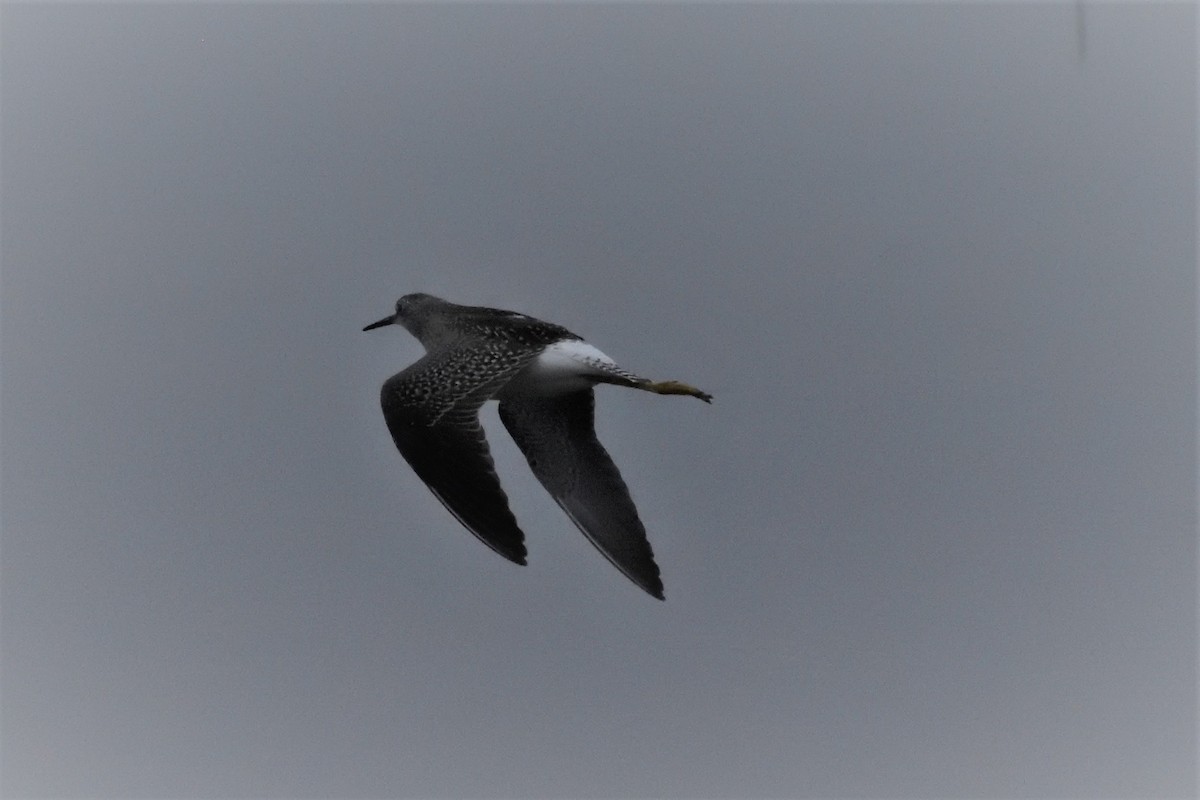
643, 380, 713, 403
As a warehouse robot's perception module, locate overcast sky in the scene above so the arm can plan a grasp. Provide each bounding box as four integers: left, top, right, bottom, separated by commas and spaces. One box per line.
2, 3, 1195, 798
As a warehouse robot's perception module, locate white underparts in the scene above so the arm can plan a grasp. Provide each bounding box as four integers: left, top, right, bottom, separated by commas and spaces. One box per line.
504, 340, 636, 396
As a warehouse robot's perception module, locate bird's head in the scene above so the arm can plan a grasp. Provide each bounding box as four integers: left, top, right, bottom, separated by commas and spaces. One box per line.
363, 293, 449, 342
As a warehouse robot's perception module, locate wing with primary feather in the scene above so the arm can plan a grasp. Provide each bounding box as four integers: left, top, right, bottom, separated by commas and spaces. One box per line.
498, 390, 664, 599
380, 344, 539, 565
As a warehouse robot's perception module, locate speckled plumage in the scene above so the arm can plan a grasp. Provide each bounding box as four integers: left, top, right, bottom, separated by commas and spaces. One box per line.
363, 293, 711, 600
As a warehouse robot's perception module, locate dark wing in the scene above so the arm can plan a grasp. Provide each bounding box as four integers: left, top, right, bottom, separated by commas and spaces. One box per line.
498, 391, 664, 599
380, 343, 539, 565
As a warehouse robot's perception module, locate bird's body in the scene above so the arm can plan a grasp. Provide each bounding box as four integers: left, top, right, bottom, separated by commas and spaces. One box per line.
364, 293, 711, 599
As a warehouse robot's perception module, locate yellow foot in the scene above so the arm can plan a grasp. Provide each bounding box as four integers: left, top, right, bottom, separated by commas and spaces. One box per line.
644, 380, 713, 403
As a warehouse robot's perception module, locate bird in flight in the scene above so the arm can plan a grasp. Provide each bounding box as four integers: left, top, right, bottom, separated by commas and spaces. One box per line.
364, 293, 711, 599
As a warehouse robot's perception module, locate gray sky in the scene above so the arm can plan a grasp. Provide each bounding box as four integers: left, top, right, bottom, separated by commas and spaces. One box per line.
1, 3, 1195, 798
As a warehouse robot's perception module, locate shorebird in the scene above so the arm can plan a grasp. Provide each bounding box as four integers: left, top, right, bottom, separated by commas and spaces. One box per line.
363, 293, 711, 600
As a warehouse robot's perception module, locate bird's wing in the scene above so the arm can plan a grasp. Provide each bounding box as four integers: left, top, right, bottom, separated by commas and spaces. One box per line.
498, 390, 664, 599
381, 343, 539, 565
